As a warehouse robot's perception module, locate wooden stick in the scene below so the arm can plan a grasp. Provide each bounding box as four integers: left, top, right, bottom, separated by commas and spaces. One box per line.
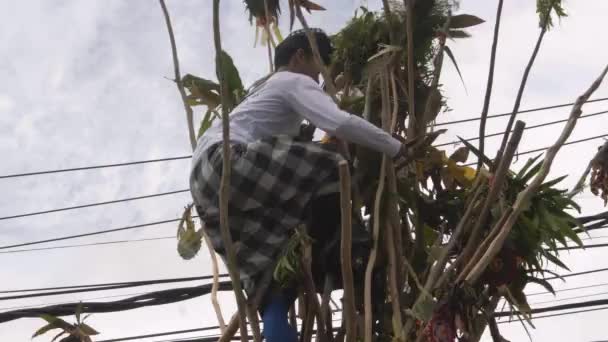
202, 229, 226, 333
404, 0, 416, 137
338, 160, 356, 342
363, 155, 386, 342
460, 121, 526, 264
158, 0, 196, 150
380, 72, 403, 338
495, 0, 555, 167
301, 246, 326, 342
477, 0, 504, 171
263, 0, 274, 73
160, 0, 225, 331
294, 4, 338, 101
467, 65, 608, 284
212, 1, 254, 341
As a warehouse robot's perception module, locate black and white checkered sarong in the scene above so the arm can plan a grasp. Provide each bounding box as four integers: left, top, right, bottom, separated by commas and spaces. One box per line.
190, 135, 345, 296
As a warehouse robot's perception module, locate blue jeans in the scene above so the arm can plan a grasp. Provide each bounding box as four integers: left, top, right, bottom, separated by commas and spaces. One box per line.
261, 292, 298, 342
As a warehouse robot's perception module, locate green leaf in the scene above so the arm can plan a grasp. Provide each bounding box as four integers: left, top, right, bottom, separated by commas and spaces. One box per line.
541, 250, 570, 272
540, 175, 568, 191
443, 46, 467, 92
32, 323, 61, 338
216, 50, 244, 111
408, 292, 437, 321
75, 302, 83, 324
78, 323, 99, 336
457, 136, 494, 169
516, 155, 542, 180
197, 110, 216, 139
526, 276, 555, 295
448, 29, 471, 39
520, 159, 543, 185
40, 315, 72, 331
449, 14, 485, 29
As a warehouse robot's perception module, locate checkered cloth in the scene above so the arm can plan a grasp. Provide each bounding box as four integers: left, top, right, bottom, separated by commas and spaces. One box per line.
190, 135, 345, 296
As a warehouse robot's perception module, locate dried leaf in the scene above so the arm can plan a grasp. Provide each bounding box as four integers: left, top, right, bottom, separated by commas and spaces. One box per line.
367, 44, 402, 62
78, 323, 99, 336
449, 147, 469, 163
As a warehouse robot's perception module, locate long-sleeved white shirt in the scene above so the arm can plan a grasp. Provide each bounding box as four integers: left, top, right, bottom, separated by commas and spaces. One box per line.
192, 71, 401, 167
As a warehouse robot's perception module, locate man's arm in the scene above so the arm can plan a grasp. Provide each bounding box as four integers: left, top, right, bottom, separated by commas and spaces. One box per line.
282, 72, 402, 157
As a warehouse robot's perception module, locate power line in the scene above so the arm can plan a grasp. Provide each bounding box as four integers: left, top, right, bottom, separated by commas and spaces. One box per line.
530, 290, 608, 306
435, 109, 608, 147
96, 326, 221, 342
0, 275, 228, 301
2, 98, 606, 182
0, 217, 188, 250
546, 267, 608, 281
554, 242, 608, 251
0, 189, 189, 221
0, 156, 191, 180
434, 97, 608, 127
0, 236, 174, 255
463, 133, 608, 166
494, 298, 608, 317
497, 306, 608, 324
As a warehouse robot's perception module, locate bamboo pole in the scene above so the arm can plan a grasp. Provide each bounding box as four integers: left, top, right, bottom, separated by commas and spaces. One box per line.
467, 65, 608, 284
212, 1, 256, 341
338, 160, 356, 342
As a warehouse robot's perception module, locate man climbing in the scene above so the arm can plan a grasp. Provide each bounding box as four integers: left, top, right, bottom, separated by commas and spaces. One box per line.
190, 28, 408, 341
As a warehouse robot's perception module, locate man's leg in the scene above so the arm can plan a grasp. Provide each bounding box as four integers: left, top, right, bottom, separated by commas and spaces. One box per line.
261, 290, 298, 342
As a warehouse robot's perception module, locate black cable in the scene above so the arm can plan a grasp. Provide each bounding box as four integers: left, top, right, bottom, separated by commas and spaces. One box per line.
0, 275, 229, 301
0, 217, 193, 250
545, 267, 608, 281
0, 189, 189, 221
528, 282, 608, 297
0, 156, 191, 180
2, 99, 606, 181
494, 298, 608, 317
554, 242, 608, 251
463, 134, 608, 166
497, 306, 608, 323
531, 290, 608, 306
0, 236, 174, 254
435, 109, 608, 147
96, 326, 222, 342
0, 273, 226, 294
433, 97, 608, 127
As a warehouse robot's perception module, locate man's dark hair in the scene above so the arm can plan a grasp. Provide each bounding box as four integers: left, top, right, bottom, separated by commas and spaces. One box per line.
274, 28, 333, 68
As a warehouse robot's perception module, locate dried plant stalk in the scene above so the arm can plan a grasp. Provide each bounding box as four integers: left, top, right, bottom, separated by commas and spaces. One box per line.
477, 0, 504, 171
467, 65, 608, 284
404, 0, 416, 136
460, 121, 526, 264
202, 229, 226, 332
159, 0, 196, 150
338, 160, 357, 342
213, 1, 255, 340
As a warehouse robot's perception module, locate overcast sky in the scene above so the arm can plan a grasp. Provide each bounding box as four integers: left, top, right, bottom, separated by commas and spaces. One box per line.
1, 0, 607, 341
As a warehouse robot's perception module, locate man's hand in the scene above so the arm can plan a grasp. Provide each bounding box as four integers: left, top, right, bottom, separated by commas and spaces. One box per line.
393, 129, 447, 167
